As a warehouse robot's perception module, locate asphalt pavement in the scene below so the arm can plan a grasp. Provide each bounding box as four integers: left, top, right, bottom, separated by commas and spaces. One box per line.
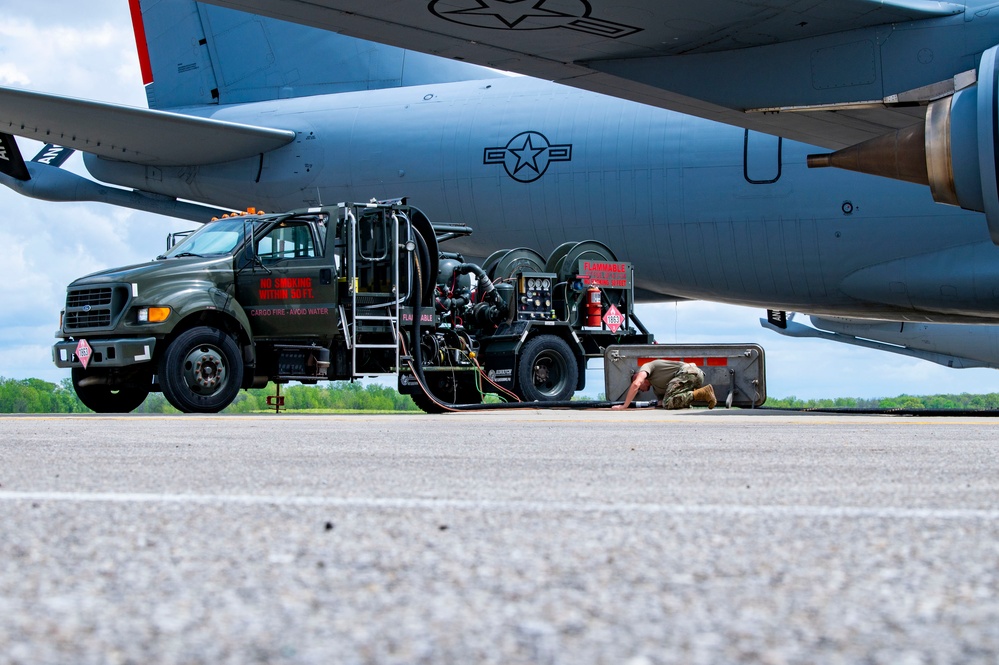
1, 410, 997, 664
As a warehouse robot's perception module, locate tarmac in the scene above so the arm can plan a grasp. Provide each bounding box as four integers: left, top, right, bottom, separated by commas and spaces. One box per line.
1, 409, 997, 664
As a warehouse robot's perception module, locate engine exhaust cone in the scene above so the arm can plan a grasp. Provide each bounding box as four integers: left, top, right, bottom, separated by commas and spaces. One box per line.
806, 123, 929, 186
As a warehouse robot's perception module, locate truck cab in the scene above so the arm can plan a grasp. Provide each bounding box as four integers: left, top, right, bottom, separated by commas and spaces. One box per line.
56, 206, 348, 411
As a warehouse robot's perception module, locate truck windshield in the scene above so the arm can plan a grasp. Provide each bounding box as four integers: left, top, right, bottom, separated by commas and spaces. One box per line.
160, 218, 248, 259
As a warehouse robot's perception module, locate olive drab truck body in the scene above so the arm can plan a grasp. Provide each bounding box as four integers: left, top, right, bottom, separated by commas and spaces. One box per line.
55, 201, 684, 413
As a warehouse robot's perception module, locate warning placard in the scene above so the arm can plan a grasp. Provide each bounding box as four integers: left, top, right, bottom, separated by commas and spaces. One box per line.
76, 339, 92, 369
578, 260, 632, 289
603, 304, 624, 333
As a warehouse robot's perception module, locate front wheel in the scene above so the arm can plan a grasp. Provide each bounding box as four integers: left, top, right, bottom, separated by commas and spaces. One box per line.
72, 367, 151, 413
158, 326, 244, 413
515, 335, 578, 402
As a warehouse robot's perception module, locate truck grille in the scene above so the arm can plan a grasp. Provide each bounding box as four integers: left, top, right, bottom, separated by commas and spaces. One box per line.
64, 285, 130, 331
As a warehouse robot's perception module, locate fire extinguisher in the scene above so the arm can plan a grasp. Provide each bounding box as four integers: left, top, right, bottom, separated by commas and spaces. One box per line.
586, 285, 602, 327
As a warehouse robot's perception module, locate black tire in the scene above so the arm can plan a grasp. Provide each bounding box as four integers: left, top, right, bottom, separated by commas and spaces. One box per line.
516, 335, 578, 402
158, 326, 244, 413
410, 372, 483, 414
72, 367, 151, 413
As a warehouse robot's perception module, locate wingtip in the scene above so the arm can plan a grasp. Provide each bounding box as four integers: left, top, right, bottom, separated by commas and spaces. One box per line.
0, 133, 31, 181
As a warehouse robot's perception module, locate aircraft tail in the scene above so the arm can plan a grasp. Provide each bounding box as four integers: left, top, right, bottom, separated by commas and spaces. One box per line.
131, 0, 500, 110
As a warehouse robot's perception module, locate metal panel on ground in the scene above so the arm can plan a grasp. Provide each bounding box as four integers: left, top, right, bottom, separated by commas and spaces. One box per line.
604, 344, 766, 408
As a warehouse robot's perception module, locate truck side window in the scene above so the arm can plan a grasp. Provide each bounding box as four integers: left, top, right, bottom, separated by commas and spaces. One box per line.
256, 222, 317, 261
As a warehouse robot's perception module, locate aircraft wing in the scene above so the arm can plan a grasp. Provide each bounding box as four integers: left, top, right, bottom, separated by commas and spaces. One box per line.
199, 0, 971, 149
0, 85, 295, 166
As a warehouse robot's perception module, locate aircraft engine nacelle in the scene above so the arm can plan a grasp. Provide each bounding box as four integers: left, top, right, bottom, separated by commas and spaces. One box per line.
922, 47, 999, 239
761, 313, 999, 370
808, 44, 999, 245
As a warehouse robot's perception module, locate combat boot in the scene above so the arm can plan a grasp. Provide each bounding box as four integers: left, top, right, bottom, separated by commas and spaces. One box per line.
692, 384, 717, 409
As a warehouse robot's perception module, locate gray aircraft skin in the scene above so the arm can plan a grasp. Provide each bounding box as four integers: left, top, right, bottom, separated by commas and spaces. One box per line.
3, 0, 999, 370
76, 76, 997, 321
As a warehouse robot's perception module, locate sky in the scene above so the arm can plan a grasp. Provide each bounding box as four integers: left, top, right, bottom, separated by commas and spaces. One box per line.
1, 0, 998, 400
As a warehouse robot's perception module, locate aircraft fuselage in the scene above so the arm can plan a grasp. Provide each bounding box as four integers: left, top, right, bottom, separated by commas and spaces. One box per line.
84, 77, 998, 322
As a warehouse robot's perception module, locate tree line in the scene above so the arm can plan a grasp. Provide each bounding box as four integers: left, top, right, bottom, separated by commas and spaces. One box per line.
0, 377, 420, 413
2, 376, 999, 413
763, 394, 999, 410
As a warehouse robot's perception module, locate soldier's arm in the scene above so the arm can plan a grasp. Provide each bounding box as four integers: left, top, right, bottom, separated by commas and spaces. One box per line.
611, 370, 649, 410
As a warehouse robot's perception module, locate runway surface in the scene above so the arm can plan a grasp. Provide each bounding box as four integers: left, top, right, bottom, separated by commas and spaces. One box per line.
1, 410, 997, 664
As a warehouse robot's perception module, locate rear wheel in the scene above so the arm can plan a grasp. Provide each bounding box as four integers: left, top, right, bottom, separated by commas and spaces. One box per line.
159, 326, 243, 413
72, 367, 151, 413
516, 335, 578, 402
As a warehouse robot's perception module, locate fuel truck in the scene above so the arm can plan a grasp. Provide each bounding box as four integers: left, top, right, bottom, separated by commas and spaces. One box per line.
53, 201, 657, 413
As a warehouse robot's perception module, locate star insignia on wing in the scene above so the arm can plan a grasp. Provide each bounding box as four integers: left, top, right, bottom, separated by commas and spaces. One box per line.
442, 0, 576, 29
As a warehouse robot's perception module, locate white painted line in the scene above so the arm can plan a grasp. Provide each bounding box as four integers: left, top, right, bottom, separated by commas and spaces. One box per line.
1, 491, 996, 521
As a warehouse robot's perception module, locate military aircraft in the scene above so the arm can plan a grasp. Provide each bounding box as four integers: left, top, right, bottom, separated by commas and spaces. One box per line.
2, 0, 999, 373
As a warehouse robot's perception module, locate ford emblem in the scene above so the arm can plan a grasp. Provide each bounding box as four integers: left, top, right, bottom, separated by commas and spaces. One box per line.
82, 305, 92, 312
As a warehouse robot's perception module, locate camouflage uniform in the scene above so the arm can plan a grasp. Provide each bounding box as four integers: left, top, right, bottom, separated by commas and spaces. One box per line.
638, 359, 705, 409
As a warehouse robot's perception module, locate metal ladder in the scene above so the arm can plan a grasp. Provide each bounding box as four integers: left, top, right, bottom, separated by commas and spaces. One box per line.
344, 206, 411, 377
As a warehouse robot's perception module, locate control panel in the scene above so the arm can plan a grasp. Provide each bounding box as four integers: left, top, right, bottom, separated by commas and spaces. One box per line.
516, 272, 557, 321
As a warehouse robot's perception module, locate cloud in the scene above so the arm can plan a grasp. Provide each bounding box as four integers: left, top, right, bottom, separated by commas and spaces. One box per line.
0, 63, 30, 86
0, 12, 144, 103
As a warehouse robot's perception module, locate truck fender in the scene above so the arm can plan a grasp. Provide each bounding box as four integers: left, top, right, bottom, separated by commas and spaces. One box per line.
150, 282, 256, 363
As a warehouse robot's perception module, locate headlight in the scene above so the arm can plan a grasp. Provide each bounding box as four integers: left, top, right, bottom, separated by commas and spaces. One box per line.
138, 306, 171, 323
